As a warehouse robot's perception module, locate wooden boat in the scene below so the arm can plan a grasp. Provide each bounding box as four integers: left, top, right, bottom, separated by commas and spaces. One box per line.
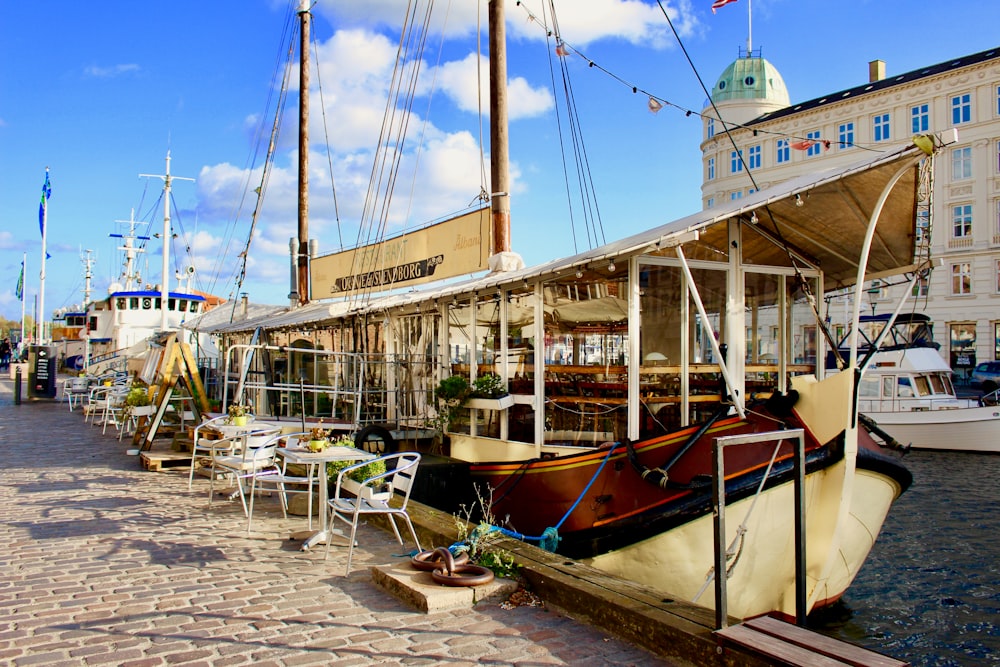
827, 313, 1000, 452
206, 1, 951, 621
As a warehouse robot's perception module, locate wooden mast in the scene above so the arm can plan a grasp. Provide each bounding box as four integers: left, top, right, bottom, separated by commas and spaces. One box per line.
296, 0, 311, 305
489, 0, 510, 255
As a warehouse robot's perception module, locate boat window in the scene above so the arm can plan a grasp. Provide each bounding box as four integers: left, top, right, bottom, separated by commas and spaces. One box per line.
189, 302, 199, 313
913, 375, 931, 396
141, 297, 152, 310
896, 376, 915, 398
881, 376, 894, 398
116, 298, 126, 310
130, 297, 140, 310
177, 300, 187, 312
859, 376, 879, 398
936, 373, 953, 395
168, 298, 176, 311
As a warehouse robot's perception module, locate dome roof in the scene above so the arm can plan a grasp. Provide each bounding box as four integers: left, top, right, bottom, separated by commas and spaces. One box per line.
710, 56, 790, 106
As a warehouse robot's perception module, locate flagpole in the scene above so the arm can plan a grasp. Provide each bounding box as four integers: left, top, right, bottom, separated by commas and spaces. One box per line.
747, 0, 752, 54
37, 168, 49, 344
20, 252, 26, 355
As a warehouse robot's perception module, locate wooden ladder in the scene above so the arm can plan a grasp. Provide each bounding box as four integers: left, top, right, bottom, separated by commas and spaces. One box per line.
716, 616, 909, 667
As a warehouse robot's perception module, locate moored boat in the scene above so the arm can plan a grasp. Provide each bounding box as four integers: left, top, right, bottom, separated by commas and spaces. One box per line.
826, 313, 1000, 452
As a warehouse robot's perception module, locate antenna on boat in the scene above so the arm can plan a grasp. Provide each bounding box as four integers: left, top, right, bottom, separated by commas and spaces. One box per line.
111, 208, 151, 291
140, 151, 194, 332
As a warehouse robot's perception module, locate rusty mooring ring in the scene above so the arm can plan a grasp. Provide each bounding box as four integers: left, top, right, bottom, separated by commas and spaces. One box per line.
411, 548, 470, 571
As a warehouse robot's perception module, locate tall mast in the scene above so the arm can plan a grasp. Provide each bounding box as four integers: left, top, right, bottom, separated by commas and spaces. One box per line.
140, 152, 193, 332
81, 249, 94, 370
295, 0, 311, 306
37, 168, 50, 344
112, 209, 149, 291
489, 0, 511, 255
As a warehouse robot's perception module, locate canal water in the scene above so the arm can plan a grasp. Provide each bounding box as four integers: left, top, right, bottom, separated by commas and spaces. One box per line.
814, 449, 1000, 665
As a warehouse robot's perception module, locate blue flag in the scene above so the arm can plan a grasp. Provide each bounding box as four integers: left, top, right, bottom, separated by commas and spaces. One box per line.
38, 170, 51, 237
15, 261, 24, 300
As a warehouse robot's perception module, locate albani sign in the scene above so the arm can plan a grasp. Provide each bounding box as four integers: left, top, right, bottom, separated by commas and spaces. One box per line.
310, 207, 491, 297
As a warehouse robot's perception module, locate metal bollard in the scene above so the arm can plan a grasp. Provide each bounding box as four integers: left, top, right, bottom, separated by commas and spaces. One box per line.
14, 365, 22, 405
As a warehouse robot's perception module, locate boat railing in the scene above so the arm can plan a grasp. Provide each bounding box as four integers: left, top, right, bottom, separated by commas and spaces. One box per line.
710, 428, 807, 629
222, 344, 441, 431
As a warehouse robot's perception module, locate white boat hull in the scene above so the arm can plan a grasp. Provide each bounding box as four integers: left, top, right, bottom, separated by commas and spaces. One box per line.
583, 462, 904, 620
864, 405, 1000, 452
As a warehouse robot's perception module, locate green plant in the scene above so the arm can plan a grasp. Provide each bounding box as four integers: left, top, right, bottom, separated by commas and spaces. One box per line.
470, 373, 506, 399
429, 375, 471, 434
453, 485, 522, 580
326, 436, 387, 484
122, 383, 152, 420
226, 403, 250, 423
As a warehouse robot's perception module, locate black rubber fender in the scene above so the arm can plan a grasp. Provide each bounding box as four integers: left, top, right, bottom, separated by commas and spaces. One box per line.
354, 424, 396, 456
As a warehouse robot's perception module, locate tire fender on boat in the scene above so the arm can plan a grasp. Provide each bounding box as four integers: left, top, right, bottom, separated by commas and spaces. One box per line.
354, 424, 396, 455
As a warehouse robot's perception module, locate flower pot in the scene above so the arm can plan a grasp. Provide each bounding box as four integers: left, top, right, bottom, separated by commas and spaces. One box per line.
231, 415, 249, 426
465, 395, 515, 410
308, 439, 328, 452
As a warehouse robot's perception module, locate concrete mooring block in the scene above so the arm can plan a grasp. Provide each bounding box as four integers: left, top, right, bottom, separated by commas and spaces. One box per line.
371, 562, 518, 613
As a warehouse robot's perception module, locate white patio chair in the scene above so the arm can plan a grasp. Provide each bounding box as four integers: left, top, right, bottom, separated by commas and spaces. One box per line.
323, 452, 422, 575
245, 431, 317, 532
207, 427, 282, 516
63, 376, 91, 411
188, 414, 231, 489
119, 404, 157, 442
100, 386, 132, 435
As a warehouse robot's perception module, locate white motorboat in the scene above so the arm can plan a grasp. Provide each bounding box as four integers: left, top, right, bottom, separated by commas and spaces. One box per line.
828, 313, 1000, 452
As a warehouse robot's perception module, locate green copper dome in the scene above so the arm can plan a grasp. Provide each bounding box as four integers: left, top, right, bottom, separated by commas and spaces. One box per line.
711, 56, 789, 105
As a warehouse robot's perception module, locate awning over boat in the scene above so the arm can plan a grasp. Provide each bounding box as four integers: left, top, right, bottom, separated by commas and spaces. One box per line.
208, 142, 927, 334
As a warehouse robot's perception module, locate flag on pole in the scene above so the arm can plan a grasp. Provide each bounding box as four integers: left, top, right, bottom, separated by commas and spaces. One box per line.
15, 261, 24, 300
38, 170, 51, 237
711, 0, 737, 13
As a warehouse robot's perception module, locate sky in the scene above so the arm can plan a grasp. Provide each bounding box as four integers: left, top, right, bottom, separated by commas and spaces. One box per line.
2, 0, 999, 326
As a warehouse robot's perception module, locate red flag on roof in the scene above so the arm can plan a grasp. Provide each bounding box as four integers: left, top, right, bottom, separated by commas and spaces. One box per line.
711, 0, 737, 13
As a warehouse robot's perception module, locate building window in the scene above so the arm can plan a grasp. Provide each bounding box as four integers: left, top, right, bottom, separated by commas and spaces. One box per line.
731, 150, 743, 174
748, 144, 761, 169
995, 260, 1000, 294
706, 197, 714, 209
996, 85, 1000, 116
952, 146, 973, 180
952, 204, 973, 239
806, 130, 822, 156
776, 139, 789, 164
731, 191, 743, 200
951, 93, 972, 125
838, 122, 854, 149
916, 209, 930, 245
911, 103, 929, 133
913, 273, 929, 298
707, 117, 715, 140
951, 262, 972, 295
996, 140, 1000, 173
873, 113, 891, 142
707, 157, 715, 180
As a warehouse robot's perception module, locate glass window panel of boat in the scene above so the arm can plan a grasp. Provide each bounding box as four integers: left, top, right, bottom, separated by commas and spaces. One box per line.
390, 313, 439, 425
639, 263, 682, 434
744, 271, 782, 396
168, 298, 176, 311
913, 375, 931, 396
130, 297, 139, 310
543, 271, 629, 444
447, 297, 474, 374
788, 277, 821, 377
475, 293, 502, 375
896, 376, 915, 398
859, 375, 879, 398
505, 286, 537, 392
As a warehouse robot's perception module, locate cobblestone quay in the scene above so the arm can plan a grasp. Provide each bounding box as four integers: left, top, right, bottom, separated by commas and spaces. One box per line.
0, 382, 669, 666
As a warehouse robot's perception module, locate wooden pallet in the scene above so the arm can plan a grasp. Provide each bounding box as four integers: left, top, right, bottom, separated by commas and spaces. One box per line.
716, 616, 908, 666
139, 450, 191, 472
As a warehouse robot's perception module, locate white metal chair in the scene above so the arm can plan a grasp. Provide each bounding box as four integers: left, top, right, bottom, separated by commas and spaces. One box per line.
63, 376, 91, 411
245, 431, 317, 532
207, 427, 282, 516
188, 414, 232, 489
323, 452, 422, 575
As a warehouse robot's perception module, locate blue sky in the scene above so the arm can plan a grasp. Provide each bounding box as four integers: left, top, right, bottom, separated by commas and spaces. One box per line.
2, 0, 999, 325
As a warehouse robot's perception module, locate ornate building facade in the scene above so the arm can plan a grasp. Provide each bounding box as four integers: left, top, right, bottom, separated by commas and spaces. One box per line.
700, 47, 1000, 378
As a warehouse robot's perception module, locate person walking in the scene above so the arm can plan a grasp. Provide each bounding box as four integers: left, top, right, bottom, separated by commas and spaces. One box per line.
0, 338, 11, 371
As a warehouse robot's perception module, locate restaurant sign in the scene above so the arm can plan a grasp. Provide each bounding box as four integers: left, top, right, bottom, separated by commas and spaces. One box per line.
310, 207, 490, 297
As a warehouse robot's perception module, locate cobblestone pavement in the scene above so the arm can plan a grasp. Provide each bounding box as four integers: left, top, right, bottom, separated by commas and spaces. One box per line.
0, 382, 671, 666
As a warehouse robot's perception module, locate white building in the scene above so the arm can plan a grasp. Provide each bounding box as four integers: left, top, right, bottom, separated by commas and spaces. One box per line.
700, 46, 1000, 379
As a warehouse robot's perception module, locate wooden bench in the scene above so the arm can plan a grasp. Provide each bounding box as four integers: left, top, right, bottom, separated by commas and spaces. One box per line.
716, 615, 909, 667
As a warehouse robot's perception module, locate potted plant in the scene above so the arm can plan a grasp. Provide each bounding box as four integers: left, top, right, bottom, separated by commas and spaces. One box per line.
430, 375, 471, 435
466, 372, 514, 410
326, 435, 388, 499
123, 383, 154, 421
226, 403, 250, 426
304, 421, 331, 452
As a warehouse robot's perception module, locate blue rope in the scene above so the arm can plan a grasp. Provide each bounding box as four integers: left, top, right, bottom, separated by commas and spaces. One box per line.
463, 444, 618, 553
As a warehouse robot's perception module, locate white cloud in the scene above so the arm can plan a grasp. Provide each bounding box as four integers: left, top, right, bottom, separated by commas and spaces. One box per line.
83, 63, 140, 78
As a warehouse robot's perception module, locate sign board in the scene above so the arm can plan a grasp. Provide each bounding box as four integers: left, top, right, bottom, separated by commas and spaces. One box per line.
310, 207, 490, 298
